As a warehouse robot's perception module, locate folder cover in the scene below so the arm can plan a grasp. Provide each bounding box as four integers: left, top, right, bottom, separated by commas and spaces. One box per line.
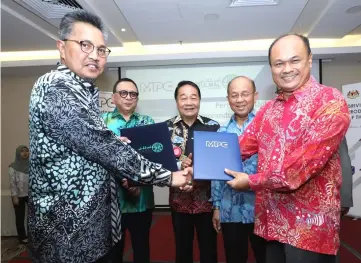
121, 122, 178, 172
193, 131, 243, 180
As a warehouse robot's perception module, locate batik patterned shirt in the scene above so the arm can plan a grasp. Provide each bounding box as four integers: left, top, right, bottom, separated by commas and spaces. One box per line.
28, 64, 171, 263
211, 112, 258, 223
166, 115, 220, 214
102, 110, 155, 213
239, 76, 350, 255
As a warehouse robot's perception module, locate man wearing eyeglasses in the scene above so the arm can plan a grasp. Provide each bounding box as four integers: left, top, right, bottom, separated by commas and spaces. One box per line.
28, 10, 193, 263
102, 78, 155, 263
211, 76, 266, 263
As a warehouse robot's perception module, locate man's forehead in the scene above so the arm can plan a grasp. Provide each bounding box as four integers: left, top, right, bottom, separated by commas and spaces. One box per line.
179, 85, 198, 94
230, 77, 253, 90
117, 82, 137, 90
272, 36, 308, 58
70, 22, 105, 45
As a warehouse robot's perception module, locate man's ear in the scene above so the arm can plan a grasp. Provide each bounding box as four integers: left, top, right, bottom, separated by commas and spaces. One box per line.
254, 92, 259, 103
57, 40, 66, 61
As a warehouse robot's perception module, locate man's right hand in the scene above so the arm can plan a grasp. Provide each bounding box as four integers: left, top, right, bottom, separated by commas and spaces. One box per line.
212, 209, 221, 233
121, 179, 129, 189
171, 167, 193, 191
181, 153, 193, 169
12, 196, 19, 206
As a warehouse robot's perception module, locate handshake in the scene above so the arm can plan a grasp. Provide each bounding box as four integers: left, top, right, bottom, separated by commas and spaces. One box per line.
119, 136, 193, 192
122, 167, 194, 192
170, 166, 194, 191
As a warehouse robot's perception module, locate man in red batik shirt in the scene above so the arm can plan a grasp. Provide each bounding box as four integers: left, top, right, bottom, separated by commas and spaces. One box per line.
225, 34, 350, 263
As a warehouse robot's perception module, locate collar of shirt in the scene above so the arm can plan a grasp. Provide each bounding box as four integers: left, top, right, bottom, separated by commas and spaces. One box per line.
56, 63, 98, 97
57, 63, 94, 85
111, 108, 139, 121
225, 111, 256, 131
275, 75, 317, 102
173, 115, 205, 125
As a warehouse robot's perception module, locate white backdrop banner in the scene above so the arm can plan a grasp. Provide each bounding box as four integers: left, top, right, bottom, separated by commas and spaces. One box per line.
99, 91, 114, 113
342, 82, 361, 218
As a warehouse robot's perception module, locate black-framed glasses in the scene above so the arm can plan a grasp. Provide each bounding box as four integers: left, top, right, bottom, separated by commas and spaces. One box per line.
63, 39, 111, 58
116, 90, 139, 99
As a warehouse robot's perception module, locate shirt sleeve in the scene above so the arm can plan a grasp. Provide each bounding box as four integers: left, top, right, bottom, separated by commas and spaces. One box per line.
249, 99, 350, 192
239, 108, 266, 160
9, 167, 19, 196
148, 117, 155, 125
243, 154, 258, 175
39, 82, 171, 187
211, 180, 224, 207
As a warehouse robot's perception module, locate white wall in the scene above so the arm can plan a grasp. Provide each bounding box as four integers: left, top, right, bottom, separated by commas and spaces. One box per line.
322, 60, 361, 90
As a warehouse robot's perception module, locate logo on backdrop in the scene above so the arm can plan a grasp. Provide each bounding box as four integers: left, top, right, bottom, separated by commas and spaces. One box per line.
347, 90, 360, 99
222, 74, 238, 86
137, 74, 238, 93
99, 92, 115, 113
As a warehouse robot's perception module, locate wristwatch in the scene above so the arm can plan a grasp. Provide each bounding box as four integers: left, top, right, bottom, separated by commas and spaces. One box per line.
213, 206, 220, 210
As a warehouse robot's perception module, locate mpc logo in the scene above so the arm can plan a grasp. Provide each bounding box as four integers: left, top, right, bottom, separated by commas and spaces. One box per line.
205, 141, 228, 148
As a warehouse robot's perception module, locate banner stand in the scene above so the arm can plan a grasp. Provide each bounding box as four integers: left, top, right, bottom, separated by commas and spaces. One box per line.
342, 82, 361, 219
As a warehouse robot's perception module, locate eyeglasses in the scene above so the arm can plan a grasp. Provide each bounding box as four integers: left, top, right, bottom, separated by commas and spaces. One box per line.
116, 90, 139, 99
63, 39, 111, 58
229, 92, 255, 100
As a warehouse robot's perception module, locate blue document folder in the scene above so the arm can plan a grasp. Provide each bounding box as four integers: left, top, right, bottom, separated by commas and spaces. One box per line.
121, 122, 178, 172
193, 131, 243, 180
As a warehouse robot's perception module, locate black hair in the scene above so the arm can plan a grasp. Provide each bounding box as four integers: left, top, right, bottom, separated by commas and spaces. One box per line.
113, 78, 138, 93
174, 80, 201, 100
59, 10, 108, 41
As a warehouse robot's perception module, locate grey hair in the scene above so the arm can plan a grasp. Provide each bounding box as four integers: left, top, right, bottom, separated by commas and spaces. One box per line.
59, 10, 108, 42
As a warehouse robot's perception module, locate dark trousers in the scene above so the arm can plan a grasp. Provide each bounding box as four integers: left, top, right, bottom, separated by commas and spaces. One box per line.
111, 209, 153, 263
266, 240, 336, 263
13, 196, 28, 241
172, 211, 218, 263
221, 222, 266, 263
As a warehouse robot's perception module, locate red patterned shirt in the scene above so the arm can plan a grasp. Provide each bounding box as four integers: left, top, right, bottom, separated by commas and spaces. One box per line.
166, 115, 220, 213
239, 76, 350, 255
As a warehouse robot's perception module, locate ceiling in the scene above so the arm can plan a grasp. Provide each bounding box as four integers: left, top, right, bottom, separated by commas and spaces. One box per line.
1, 0, 361, 52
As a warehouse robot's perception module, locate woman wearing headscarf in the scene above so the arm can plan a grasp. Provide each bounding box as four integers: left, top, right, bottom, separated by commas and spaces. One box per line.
9, 145, 29, 244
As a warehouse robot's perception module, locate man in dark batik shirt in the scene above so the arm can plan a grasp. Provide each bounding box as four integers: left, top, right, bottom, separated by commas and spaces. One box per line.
28, 10, 192, 263
165, 81, 220, 263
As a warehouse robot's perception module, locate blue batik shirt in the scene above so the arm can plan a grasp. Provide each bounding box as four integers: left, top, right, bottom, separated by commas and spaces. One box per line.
211, 111, 258, 223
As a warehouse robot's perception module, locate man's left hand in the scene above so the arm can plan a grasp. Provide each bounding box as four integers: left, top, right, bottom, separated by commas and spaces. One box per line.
128, 187, 141, 197
225, 168, 250, 190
